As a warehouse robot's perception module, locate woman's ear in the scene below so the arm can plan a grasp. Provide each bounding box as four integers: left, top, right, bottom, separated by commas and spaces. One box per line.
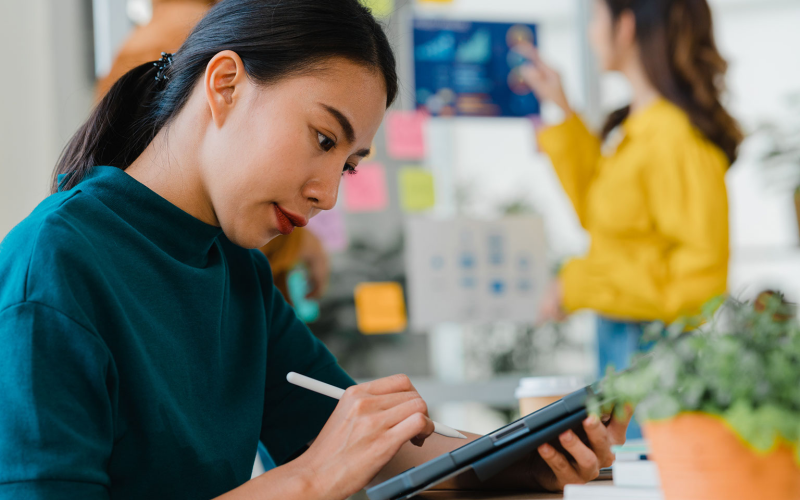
204, 50, 247, 128
615, 10, 637, 51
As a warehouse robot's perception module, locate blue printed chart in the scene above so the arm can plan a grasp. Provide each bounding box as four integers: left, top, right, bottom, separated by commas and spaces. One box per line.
404, 216, 547, 329
413, 18, 540, 117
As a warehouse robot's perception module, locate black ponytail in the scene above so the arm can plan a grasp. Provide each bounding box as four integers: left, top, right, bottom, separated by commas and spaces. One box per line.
53, 62, 163, 193
53, 0, 398, 193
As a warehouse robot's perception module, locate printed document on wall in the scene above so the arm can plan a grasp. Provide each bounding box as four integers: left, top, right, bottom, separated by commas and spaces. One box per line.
405, 216, 547, 329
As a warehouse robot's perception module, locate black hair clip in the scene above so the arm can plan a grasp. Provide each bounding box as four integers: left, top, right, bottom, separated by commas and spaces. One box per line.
153, 52, 174, 83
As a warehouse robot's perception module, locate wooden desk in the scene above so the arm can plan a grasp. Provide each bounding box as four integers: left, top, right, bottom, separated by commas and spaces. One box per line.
415, 480, 614, 500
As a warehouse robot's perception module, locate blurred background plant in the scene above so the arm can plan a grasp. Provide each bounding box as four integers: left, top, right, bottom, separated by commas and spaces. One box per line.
758, 92, 800, 236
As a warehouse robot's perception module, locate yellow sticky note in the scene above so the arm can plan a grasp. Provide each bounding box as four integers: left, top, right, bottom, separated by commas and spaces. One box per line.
360, 0, 394, 17
398, 167, 436, 212
354, 282, 407, 334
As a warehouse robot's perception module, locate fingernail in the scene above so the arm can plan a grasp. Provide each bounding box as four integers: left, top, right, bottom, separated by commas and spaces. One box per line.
560, 430, 573, 443
584, 415, 599, 427
539, 444, 554, 458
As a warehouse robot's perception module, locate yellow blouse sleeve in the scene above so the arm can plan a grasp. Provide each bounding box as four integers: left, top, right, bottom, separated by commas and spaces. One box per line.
559, 134, 729, 322
537, 114, 602, 228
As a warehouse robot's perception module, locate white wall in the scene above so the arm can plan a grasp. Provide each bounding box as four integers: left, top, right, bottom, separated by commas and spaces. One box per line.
0, 0, 95, 239
716, 0, 800, 251
1, 0, 59, 238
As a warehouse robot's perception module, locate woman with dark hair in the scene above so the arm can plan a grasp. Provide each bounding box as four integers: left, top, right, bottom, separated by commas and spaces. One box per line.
522, 0, 742, 436
0, 1, 628, 498
97, 0, 331, 307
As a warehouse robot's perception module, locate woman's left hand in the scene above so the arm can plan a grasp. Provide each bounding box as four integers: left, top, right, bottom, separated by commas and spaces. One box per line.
531, 408, 633, 491
373, 406, 633, 493
539, 279, 566, 323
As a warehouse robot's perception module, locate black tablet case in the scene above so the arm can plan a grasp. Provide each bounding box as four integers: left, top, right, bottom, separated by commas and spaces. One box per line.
366, 384, 598, 500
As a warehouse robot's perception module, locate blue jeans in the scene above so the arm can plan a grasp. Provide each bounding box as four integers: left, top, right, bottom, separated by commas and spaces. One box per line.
596, 317, 649, 440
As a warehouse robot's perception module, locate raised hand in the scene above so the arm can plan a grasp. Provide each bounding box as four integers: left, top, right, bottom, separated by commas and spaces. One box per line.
514, 42, 572, 114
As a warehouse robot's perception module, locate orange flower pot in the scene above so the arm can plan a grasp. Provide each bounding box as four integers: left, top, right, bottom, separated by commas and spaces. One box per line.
643, 413, 800, 500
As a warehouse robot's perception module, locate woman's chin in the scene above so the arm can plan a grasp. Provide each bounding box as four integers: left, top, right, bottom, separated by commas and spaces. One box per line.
223, 226, 280, 250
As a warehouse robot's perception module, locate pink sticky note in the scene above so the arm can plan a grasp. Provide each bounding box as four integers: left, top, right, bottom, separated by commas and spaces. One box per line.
343, 162, 389, 212
306, 207, 348, 252
386, 110, 427, 160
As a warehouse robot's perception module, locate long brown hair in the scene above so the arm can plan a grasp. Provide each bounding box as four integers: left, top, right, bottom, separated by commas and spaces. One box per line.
601, 0, 743, 164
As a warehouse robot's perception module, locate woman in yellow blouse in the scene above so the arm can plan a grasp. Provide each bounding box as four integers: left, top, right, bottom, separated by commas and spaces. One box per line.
519, 0, 743, 417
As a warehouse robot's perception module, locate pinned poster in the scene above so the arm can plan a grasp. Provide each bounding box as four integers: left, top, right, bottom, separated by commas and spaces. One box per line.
398, 167, 436, 212
386, 111, 427, 160
287, 267, 320, 323
360, 0, 394, 17
342, 162, 389, 213
413, 19, 539, 117
354, 282, 408, 334
306, 207, 348, 252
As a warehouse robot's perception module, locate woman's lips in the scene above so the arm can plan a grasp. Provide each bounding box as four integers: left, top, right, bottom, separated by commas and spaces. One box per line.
274, 204, 308, 235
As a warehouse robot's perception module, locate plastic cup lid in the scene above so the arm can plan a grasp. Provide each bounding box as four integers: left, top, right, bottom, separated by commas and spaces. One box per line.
514, 375, 586, 399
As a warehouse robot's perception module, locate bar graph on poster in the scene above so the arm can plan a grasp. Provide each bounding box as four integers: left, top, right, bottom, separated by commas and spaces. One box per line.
413, 18, 540, 117
405, 216, 547, 329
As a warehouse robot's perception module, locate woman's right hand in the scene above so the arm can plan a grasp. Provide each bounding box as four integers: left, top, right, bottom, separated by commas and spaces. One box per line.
295, 374, 435, 500
515, 42, 572, 115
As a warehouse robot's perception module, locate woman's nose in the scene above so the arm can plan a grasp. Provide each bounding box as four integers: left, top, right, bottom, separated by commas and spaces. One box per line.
303, 171, 340, 211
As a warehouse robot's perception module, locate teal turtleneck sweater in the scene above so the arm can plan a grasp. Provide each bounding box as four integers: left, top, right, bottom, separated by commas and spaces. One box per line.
0, 166, 354, 499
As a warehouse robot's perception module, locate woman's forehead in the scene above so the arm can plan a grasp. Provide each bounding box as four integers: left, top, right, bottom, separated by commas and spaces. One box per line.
277, 60, 387, 130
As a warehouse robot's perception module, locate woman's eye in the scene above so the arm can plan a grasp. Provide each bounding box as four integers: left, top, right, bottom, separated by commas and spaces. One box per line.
342, 164, 357, 175
317, 132, 335, 152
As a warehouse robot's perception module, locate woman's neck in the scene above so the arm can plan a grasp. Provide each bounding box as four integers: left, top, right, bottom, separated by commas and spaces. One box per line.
125, 107, 219, 227
622, 56, 661, 114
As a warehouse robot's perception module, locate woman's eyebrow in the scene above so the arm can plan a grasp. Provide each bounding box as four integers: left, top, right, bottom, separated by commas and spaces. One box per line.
320, 103, 355, 144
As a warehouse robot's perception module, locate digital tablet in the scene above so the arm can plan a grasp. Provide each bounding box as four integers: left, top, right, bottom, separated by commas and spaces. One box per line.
366, 383, 600, 500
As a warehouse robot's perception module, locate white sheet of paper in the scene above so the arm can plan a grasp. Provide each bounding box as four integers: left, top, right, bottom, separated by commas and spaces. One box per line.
405, 216, 547, 329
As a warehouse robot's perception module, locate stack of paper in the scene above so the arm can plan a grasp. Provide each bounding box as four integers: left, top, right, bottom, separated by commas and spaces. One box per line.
564, 482, 663, 500
613, 460, 660, 488
565, 440, 663, 499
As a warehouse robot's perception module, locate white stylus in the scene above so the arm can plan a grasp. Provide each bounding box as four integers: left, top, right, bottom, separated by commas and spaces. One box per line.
287, 371, 467, 439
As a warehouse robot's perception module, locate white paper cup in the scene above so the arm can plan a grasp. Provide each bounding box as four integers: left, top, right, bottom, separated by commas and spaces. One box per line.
515, 376, 586, 416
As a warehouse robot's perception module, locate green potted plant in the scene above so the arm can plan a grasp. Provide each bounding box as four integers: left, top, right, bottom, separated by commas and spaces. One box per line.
593, 293, 800, 500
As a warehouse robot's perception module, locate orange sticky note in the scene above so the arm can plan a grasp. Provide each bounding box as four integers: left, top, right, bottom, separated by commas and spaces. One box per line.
386, 110, 427, 160
354, 282, 408, 334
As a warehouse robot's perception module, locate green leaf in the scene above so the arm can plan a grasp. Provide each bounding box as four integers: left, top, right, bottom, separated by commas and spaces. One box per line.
596, 296, 800, 451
